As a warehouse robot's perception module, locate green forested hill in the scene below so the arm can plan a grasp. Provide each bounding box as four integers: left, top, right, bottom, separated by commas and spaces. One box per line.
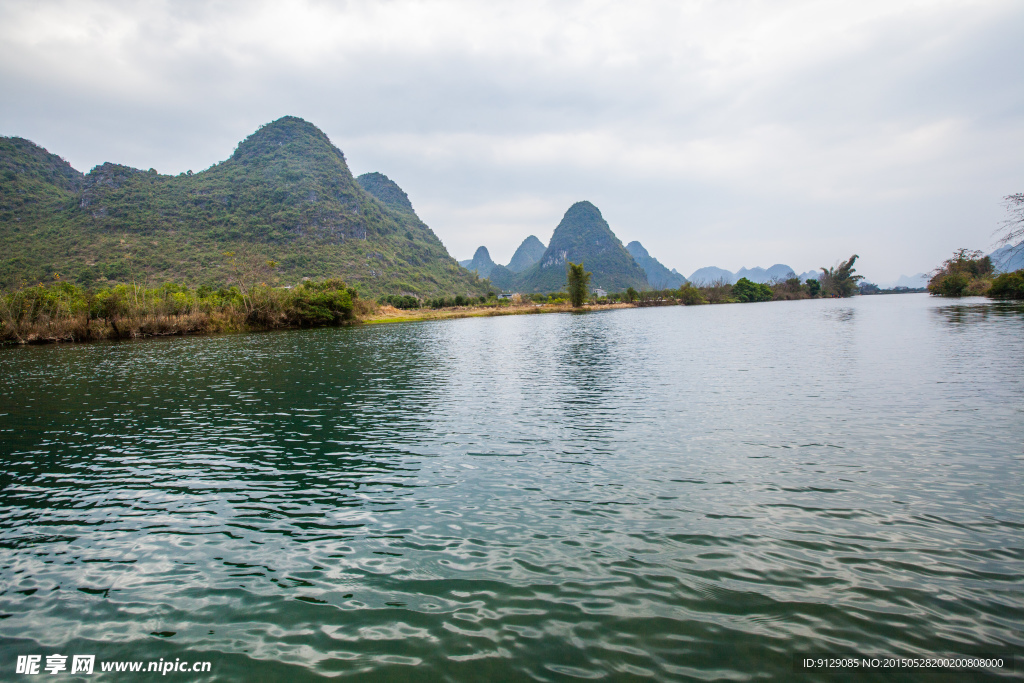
0, 117, 486, 298
515, 201, 649, 293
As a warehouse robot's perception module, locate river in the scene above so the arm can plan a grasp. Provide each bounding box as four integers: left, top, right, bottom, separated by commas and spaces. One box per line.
1, 293, 1022, 681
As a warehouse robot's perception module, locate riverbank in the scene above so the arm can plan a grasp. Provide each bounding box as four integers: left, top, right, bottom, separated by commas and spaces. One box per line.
0, 280, 360, 345
363, 301, 637, 324
0, 285, 641, 345
2, 275, 903, 345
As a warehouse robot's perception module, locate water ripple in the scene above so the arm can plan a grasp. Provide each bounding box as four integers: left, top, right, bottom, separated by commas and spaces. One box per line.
1, 295, 1022, 680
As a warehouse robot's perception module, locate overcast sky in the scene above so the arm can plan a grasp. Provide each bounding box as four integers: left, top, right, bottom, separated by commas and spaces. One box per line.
2, 0, 1022, 284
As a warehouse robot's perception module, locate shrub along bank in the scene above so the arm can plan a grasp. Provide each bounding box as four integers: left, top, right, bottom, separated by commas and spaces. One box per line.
8, 255, 936, 345
927, 249, 994, 297
0, 279, 362, 343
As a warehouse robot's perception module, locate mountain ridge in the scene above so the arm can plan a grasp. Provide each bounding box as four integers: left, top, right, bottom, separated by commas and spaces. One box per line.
688, 264, 804, 285
0, 117, 487, 297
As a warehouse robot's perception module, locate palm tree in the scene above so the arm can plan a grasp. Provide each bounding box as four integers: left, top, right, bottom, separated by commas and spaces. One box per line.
819, 255, 864, 297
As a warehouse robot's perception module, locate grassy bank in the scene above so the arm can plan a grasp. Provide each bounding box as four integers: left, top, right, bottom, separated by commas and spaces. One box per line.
0, 272, 884, 345
0, 279, 364, 344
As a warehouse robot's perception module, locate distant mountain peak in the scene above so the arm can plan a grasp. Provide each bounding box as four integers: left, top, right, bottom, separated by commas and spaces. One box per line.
688, 266, 735, 285
626, 241, 650, 258
689, 263, 798, 285
626, 241, 685, 289
515, 201, 648, 292
991, 242, 1024, 273
506, 235, 546, 273
231, 116, 344, 165
459, 245, 515, 288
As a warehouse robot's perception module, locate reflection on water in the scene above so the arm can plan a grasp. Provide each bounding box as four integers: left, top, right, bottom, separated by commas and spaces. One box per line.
932, 298, 1024, 326
1, 293, 1022, 681
823, 306, 856, 323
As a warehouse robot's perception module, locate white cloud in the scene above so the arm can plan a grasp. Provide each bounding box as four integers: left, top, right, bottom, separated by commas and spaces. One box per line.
1, 0, 1022, 282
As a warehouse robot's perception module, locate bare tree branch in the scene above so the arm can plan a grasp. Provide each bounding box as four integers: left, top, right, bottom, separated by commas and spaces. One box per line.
995, 192, 1024, 250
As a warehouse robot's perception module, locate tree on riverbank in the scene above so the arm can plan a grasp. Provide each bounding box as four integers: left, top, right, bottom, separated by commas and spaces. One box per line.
567, 261, 591, 307
989, 270, 1024, 299
819, 255, 863, 297
732, 277, 773, 302
927, 249, 993, 297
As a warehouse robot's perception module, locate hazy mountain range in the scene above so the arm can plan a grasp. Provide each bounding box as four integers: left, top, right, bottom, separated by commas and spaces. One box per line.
686, 264, 816, 285
991, 243, 1024, 274
626, 241, 686, 289
463, 219, 829, 293
877, 243, 1023, 290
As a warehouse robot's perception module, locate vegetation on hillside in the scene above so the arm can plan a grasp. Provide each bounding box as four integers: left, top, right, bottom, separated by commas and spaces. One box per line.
928, 249, 993, 297
0, 118, 488, 299
506, 235, 546, 273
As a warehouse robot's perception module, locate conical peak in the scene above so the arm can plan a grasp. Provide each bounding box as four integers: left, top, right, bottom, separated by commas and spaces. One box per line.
232, 116, 344, 164
253, 116, 327, 142
506, 235, 546, 273
563, 200, 602, 222
473, 246, 492, 261
626, 241, 650, 259
550, 200, 616, 248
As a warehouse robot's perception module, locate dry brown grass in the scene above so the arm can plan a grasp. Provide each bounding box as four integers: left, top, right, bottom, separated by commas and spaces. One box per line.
361, 301, 636, 325
5, 311, 247, 344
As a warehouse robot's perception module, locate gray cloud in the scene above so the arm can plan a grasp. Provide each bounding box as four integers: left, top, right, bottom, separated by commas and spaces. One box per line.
1, 0, 1022, 283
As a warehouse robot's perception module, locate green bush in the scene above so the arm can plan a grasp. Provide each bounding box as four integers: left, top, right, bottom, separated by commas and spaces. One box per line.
732, 277, 773, 303
928, 249, 993, 297
989, 270, 1024, 299
379, 294, 420, 310
288, 279, 355, 325
676, 284, 707, 305
932, 272, 970, 297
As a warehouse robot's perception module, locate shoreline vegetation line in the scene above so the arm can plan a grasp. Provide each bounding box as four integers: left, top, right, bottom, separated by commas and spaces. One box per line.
1, 260, 939, 346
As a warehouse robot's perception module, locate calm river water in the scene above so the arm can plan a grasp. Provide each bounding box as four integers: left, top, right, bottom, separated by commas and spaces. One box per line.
1, 293, 1022, 681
